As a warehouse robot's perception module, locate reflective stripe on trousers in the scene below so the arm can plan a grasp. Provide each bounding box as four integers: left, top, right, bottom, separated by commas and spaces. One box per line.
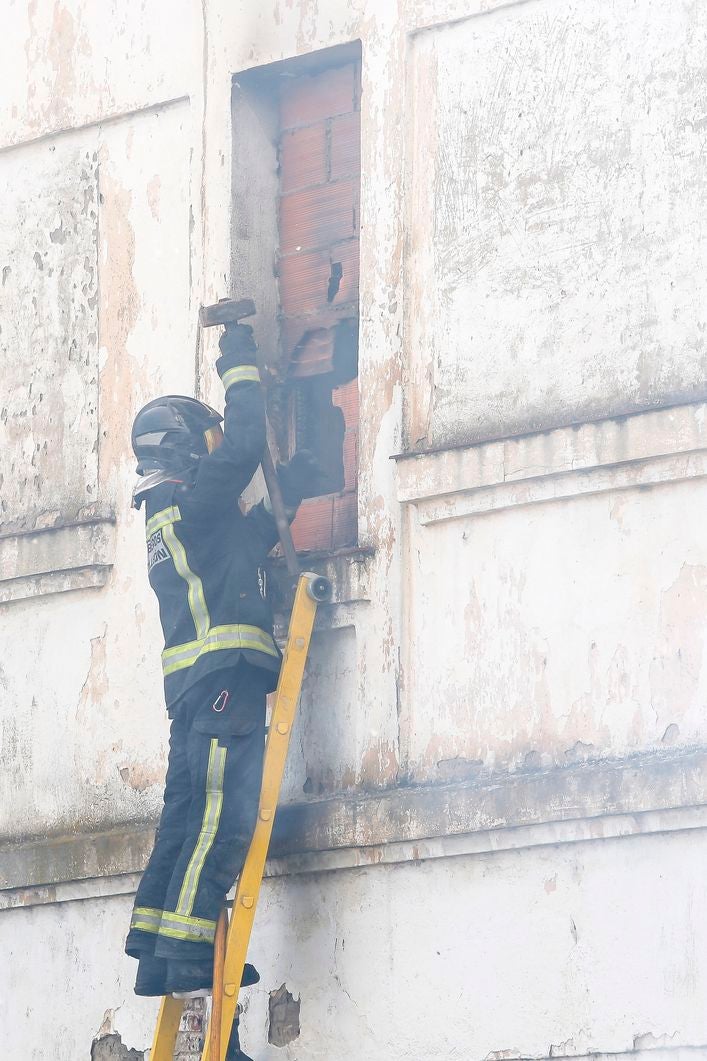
127, 737, 228, 946
175, 739, 227, 917
129, 906, 218, 945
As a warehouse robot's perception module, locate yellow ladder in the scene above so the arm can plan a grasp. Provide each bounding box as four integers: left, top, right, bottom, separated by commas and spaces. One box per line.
149, 570, 331, 1061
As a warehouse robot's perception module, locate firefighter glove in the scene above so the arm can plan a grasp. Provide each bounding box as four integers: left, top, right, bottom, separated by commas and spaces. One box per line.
217, 323, 258, 366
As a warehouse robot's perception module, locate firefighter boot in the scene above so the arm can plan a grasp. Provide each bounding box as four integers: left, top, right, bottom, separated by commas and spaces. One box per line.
226, 1017, 254, 1061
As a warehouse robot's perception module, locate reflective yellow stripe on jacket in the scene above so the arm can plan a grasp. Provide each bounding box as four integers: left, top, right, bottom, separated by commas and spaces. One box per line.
162, 522, 210, 640
146, 505, 181, 538
221, 365, 260, 390
147, 506, 210, 641
157, 911, 218, 944
162, 624, 279, 677
146, 506, 279, 677
129, 906, 163, 935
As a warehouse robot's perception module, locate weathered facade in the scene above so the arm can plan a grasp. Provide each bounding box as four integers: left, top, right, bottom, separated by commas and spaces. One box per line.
2, 0, 707, 1058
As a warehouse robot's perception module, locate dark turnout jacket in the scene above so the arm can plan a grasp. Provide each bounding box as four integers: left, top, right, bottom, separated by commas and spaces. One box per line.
140, 351, 283, 712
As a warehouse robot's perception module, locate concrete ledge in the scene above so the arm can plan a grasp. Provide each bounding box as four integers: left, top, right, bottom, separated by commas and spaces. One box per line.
481, 1047, 707, 1061
0, 517, 116, 603
272, 746, 707, 855
4, 804, 707, 911
268, 803, 707, 879
1, 747, 705, 907
395, 401, 707, 524
272, 547, 375, 635
0, 824, 156, 895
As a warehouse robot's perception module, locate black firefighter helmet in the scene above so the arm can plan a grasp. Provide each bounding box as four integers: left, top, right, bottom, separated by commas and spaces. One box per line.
131, 395, 223, 475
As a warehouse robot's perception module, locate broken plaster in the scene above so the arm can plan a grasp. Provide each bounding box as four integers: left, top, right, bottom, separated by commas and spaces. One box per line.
268, 983, 301, 1047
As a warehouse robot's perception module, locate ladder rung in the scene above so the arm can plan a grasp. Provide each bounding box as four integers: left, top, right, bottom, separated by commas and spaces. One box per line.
149, 571, 324, 1061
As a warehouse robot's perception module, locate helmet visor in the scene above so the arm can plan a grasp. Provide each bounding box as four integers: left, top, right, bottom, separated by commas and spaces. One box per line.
133, 430, 173, 449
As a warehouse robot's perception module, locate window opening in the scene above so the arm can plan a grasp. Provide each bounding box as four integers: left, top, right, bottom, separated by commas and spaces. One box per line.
232, 44, 361, 554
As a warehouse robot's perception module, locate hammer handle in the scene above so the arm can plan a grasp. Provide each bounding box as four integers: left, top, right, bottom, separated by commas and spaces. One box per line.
201, 297, 299, 574
260, 442, 300, 578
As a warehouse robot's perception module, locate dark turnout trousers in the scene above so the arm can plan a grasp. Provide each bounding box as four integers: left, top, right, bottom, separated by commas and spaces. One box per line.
126, 665, 269, 962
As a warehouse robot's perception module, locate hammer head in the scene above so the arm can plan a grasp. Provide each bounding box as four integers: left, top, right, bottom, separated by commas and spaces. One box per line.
200, 297, 256, 328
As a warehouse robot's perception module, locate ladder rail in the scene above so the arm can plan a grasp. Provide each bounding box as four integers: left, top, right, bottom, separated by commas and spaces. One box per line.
210, 909, 228, 1060
149, 994, 184, 1061
202, 572, 322, 1060
149, 571, 327, 1061
150, 312, 316, 1059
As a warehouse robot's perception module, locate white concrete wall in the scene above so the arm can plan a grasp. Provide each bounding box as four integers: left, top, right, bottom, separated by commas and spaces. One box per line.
406, 0, 707, 446
2, 0, 706, 1058
5, 826, 707, 1059
0, 98, 197, 839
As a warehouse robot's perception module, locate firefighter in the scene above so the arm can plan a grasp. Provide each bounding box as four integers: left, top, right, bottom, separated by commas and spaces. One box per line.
125, 323, 320, 1054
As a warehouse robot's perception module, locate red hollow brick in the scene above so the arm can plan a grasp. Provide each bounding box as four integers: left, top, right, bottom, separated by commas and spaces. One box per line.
280, 179, 356, 254
333, 377, 359, 424
279, 242, 359, 317
342, 428, 359, 491
280, 314, 337, 363
282, 296, 357, 331
332, 491, 358, 549
280, 65, 356, 130
275, 61, 361, 554
330, 112, 361, 180
280, 316, 324, 362
287, 327, 336, 377
328, 239, 360, 305
279, 248, 333, 316
279, 124, 328, 194
291, 496, 334, 553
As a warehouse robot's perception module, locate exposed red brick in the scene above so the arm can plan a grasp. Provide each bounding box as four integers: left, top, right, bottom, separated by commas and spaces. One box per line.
333, 377, 359, 423
342, 428, 359, 491
291, 496, 334, 553
280, 124, 327, 194
328, 239, 359, 306
332, 491, 358, 549
287, 327, 336, 377
281, 306, 360, 364
280, 65, 356, 130
276, 59, 361, 553
279, 242, 359, 318
330, 112, 361, 180
280, 317, 318, 362
279, 249, 332, 316
280, 179, 356, 254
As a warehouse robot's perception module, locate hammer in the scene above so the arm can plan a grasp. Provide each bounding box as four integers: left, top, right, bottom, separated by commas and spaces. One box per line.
200, 297, 300, 577
199, 297, 257, 329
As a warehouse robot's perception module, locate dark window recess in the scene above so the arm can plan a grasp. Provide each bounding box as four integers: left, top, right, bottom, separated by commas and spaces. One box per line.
327, 262, 343, 303
275, 56, 361, 553
288, 318, 358, 494
293, 380, 345, 492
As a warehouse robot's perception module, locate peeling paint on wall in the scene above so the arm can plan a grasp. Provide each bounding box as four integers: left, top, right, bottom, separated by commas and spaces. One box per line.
97, 159, 140, 482
406, 0, 707, 448
0, 144, 99, 531
90, 1032, 143, 1061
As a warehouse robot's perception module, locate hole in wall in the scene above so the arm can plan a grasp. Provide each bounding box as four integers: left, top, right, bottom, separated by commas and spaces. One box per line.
327, 261, 343, 302
268, 984, 301, 1047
